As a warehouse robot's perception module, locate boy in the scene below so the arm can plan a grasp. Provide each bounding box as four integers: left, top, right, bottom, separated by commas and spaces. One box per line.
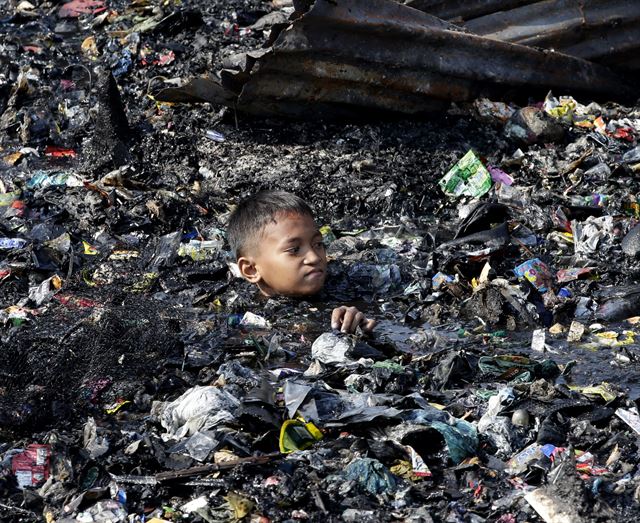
227, 190, 376, 334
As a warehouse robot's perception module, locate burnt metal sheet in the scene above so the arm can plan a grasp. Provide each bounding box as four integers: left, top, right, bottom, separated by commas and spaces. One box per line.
156, 0, 634, 119
407, 0, 640, 72
403, 0, 540, 21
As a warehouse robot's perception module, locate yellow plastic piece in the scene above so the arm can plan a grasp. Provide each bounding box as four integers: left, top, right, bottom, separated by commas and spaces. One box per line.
279, 419, 323, 454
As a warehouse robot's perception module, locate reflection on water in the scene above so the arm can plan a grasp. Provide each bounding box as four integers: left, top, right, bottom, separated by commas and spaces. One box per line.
373, 318, 640, 399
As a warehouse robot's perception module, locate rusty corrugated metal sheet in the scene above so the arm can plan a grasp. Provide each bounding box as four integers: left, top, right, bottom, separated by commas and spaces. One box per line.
156, 0, 634, 118
407, 0, 640, 72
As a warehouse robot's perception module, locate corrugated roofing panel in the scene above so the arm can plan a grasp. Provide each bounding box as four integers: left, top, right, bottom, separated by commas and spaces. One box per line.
232, 0, 632, 117
156, 0, 635, 118
408, 0, 640, 71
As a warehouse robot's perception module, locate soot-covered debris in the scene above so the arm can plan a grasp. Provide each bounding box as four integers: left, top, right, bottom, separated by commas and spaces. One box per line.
2, 1, 640, 523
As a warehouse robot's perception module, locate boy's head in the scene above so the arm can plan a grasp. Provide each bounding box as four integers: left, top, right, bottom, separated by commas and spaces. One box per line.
227, 191, 327, 297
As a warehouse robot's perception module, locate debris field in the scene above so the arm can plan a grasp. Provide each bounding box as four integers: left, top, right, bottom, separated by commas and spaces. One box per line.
2, 0, 640, 522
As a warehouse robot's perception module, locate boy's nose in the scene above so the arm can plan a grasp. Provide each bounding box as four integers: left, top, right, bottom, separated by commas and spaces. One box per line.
304, 247, 322, 264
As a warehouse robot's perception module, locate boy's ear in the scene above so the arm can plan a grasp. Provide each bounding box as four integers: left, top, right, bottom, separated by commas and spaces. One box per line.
237, 256, 261, 283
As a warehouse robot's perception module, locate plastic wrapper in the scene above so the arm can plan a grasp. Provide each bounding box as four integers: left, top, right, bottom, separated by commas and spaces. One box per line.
514, 258, 552, 292
177, 240, 223, 261
26, 171, 70, 189
615, 407, 640, 435
148, 231, 182, 269
279, 419, 323, 453
403, 407, 479, 464
342, 458, 397, 495
0, 238, 28, 249
184, 431, 219, 461
556, 267, 594, 283
83, 417, 110, 459
488, 166, 514, 186
205, 129, 225, 142
506, 443, 555, 475
11, 444, 51, 488
156, 386, 240, 438
572, 216, 614, 256
311, 332, 354, 364
478, 355, 560, 383
439, 150, 492, 198
432, 272, 454, 290
239, 311, 271, 330
0, 189, 22, 206
478, 387, 516, 457
74, 500, 127, 523
403, 444, 432, 477
474, 98, 516, 123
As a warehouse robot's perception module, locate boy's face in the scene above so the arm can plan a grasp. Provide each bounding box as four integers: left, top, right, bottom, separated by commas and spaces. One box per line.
238, 212, 327, 297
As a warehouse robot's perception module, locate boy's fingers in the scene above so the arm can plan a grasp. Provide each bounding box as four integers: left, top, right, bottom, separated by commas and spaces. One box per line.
340, 309, 355, 333
340, 307, 360, 333
352, 312, 366, 333
331, 307, 375, 334
331, 306, 347, 330
343, 311, 365, 334
361, 318, 377, 333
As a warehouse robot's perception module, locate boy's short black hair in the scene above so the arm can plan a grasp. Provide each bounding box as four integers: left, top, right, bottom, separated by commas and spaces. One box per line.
227, 190, 314, 258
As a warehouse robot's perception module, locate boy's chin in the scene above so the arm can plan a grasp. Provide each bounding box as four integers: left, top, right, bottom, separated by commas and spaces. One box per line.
295, 278, 326, 296
259, 281, 324, 298
283, 285, 323, 297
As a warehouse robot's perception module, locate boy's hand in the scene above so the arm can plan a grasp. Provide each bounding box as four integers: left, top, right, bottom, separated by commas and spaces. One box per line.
331, 306, 376, 334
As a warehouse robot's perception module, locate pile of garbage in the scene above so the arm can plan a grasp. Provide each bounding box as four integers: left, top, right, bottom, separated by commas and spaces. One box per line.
3, 0, 640, 522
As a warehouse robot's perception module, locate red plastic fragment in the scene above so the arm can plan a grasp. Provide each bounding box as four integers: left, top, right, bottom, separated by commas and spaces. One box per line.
58, 0, 105, 19
45, 146, 77, 158
11, 445, 51, 488
54, 294, 97, 308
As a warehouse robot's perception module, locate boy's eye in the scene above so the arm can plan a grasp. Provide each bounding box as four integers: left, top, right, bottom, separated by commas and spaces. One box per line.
286, 246, 301, 254
316, 241, 326, 249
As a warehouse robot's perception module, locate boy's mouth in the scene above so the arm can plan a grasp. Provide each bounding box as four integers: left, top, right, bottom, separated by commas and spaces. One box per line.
305, 269, 325, 279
